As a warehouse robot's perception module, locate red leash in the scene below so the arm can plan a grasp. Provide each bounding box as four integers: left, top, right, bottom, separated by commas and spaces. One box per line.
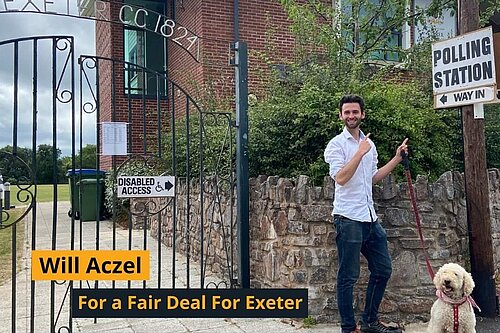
401, 152, 435, 281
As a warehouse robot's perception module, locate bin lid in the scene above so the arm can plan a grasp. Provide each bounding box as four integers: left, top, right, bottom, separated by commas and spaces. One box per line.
77, 179, 105, 185
66, 169, 106, 177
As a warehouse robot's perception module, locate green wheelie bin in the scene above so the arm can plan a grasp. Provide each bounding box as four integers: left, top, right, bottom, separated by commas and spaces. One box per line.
67, 169, 106, 221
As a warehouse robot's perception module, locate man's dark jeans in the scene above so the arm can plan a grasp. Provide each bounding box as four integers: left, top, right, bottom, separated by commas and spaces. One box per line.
334, 215, 392, 332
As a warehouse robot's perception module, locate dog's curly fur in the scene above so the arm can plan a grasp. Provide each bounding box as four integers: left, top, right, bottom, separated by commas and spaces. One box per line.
427, 263, 476, 333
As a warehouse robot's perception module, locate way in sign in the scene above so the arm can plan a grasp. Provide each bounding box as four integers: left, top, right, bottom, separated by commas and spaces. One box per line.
434, 86, 495, 109
455, 89, 486, 101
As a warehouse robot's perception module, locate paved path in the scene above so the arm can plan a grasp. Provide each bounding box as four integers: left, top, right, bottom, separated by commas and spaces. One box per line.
0, 202, 452, 333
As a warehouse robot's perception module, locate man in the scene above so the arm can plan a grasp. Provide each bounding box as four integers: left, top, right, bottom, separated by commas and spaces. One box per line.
324, 94, 408, 333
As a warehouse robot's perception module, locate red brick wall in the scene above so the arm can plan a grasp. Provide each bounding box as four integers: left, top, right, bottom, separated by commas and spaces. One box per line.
96, 0, 171, 169
95, 2, 115, 169
168, 0, 297, 104
239, 0, 296, 96
168, 0, 204, 101
94, 0, 298, 169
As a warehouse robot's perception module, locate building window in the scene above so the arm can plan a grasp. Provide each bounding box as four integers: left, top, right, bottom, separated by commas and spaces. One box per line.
339, 0, 456, 62
341, 0, 403, 62
413, 0, 456, 44
123, 0, 167, 97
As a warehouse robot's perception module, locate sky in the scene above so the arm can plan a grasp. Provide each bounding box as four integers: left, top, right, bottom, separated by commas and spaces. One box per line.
0, 1, 97, 157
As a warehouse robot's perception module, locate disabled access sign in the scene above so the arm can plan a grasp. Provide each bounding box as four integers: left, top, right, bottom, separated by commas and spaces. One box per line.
117, 176, 175, 198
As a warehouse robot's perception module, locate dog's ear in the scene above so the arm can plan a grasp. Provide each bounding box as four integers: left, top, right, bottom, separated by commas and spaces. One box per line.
433, 269, 441, 289
463, 271, 475, 296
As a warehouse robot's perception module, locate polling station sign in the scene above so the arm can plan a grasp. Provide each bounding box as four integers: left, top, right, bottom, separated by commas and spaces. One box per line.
432, 26, 496, 96
117, 176, 175, 198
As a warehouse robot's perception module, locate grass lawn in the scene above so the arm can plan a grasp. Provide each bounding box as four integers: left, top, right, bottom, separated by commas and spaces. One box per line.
0, 209, 25, 284
9, 184, 70, 206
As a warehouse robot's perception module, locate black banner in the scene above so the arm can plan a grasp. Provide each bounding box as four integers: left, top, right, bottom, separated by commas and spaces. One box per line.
72, 288, 308, 318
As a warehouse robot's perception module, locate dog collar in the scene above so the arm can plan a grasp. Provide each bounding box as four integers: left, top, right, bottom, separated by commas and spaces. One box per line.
436, 290, 480, 333
436, 289, 481, 312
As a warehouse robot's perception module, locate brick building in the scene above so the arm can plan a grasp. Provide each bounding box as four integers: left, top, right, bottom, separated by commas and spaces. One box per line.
81, 0, 464, 169
80, 0, 301, 169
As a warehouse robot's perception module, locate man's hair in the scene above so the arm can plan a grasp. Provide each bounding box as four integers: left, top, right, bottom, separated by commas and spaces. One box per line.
339, 94, 365, 113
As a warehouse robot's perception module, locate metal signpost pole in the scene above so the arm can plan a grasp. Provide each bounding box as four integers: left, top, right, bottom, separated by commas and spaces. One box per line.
233, 41, 250, 288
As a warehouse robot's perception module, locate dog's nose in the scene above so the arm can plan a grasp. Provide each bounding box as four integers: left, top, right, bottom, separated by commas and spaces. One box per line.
444, 279, 451, 285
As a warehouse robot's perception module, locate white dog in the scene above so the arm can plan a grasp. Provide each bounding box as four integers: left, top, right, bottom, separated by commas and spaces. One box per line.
427, 263, 480, 333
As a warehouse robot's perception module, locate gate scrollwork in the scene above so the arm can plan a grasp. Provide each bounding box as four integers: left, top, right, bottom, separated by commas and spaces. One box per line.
0, 151, 36, 229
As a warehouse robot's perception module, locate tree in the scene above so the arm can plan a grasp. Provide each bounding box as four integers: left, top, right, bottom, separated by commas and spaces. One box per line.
76, 144, 97, 169
61, 144, 98, 173
36, 144, 64, 184
0, 145, 33, 183
485, 104, 500, 169
247, 0, 485, 182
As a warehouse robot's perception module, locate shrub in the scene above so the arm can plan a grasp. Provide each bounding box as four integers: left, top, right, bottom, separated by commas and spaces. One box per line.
249, 74, 456, 184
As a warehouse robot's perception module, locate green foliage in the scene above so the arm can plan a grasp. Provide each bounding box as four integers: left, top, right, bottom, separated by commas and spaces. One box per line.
0, 144, 67, 184
0, 145, 33, 184
77, 144, 97, 169
61, 144, 98, 172
161, 111, 235, 182
278, 0, 454, 81
302, 315, 316, 328
248, 0, 475, 183
36, 144, 64, 184
480, 1, 500, 26
249, 77, 456, 182
485, 104, 500, 169
249, 73, 341, 181
361, 81, 456, 179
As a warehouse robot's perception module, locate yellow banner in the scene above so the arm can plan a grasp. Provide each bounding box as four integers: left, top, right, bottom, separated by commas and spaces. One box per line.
31, 250, 150, 281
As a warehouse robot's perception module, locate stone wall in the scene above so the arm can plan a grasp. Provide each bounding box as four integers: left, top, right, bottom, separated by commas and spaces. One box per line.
149, 178, 237, 281
151, 169, 500, 323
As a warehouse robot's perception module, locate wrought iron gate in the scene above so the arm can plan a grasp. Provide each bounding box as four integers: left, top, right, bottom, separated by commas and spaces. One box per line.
0, 34, 244, 333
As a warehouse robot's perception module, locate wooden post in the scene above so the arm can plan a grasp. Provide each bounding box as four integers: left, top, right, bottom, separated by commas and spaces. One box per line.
459, 0, 497, 316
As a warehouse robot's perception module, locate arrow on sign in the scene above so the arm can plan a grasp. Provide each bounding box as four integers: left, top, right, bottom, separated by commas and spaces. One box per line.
440, 95, 448, 104
165, 181, 173, 191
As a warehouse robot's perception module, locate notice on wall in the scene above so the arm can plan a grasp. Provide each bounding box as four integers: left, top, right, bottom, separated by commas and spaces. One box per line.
102, 122, 128, 156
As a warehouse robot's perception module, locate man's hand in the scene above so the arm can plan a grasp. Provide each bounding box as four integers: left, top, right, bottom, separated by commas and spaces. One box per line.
395, 138, 409, 161
372, 137, 410, 184
358, 133, 372, 156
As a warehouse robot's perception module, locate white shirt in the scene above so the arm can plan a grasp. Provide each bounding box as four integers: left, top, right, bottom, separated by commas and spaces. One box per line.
324, 127, 378, 222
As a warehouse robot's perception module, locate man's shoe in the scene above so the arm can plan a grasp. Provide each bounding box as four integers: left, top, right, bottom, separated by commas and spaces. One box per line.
341, 325, 361, 333
360, 320, 402, 333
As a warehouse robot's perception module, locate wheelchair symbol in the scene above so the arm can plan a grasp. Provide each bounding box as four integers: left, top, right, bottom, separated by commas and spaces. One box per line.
155, 182, 164, 192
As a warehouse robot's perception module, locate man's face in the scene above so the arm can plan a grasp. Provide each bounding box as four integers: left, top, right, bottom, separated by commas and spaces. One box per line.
339, 102, 364, 129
